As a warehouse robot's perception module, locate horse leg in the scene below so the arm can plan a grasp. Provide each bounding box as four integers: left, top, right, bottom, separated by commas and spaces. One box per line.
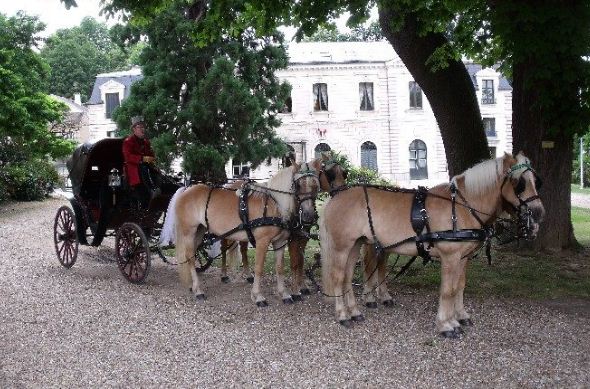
220, 239, 230, 283
329, 247, 353, 326
181, 226, 206, 300
437, 253, 463, 338
454, 257, 473, 327
344, 241, 364, 322
362, 244, 379, 308
288, 237, 306, 301
251, 238, 271, 307
240, 241, 253, 283
376, 253, 394, 307
273, 240, 293, 304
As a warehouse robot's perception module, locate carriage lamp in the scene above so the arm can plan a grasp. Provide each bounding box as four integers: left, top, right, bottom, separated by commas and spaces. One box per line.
108, 168, 122, 188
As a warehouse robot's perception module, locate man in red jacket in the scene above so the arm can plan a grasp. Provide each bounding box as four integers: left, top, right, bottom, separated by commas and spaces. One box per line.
123, 116, 156, 208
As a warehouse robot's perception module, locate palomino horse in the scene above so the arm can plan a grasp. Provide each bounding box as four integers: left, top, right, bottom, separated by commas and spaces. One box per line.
320, 152, 544, 337
175, 163, 320, 305
218, 152, 348, 299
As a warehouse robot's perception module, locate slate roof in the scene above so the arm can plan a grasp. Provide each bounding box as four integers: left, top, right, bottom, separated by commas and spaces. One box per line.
86, 68, 144, 105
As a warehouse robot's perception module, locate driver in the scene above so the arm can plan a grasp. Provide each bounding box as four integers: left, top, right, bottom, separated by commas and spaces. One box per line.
122, 116, 156, 208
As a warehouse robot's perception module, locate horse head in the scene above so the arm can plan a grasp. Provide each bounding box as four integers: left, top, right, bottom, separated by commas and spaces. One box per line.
500, 152, 545, 240
312, 151, 348, 195
292, 162, 321, 226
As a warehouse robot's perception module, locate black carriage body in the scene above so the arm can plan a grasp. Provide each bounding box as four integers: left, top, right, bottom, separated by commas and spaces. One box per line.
66, 138, 179, 246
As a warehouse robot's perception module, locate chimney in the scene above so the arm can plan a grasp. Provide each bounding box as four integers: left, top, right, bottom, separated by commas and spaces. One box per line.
74, 93, 82, 105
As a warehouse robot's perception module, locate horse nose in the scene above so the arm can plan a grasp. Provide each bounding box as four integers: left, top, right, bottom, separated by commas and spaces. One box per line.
532, 205, 545, 224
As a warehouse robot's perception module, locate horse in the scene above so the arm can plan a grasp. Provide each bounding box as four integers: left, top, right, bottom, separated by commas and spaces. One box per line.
319, 152, 545, 337
217, 152, 349, 299
174, 162, 320, 305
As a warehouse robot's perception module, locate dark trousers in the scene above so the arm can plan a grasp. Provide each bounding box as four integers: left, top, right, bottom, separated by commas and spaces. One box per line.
131, 183, 151, 209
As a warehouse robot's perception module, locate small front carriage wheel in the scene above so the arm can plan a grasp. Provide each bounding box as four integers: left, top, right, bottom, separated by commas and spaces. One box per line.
115, 222, 151, 284
53, 206, 79, 268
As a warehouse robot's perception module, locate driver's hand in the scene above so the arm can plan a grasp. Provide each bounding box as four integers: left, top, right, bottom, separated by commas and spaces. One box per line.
143, 156, 155, 164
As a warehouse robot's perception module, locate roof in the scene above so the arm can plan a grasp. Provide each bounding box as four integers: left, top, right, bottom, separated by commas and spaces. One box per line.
50, 94, 86, 113
86, 67, 144, 105
465, 63, 512, 91
286, 41, 397, 64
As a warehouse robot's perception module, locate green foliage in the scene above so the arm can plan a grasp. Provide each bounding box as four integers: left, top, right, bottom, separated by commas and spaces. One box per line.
111, 1, 290, 177
330, 152, 391, 186
0, 159, 59, 201
572, 133, 590, 187
0, 12, 74, 162
302, 21, 384, 42
40, 17, 131, 102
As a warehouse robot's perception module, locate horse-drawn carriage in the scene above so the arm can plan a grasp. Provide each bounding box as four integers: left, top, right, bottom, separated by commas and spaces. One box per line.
52, 137, 212, 283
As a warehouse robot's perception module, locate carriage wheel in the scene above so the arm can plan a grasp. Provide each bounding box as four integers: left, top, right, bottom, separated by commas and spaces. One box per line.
194, 247, 214, 273
53, 206, 79, 268
115, 222, 151, 284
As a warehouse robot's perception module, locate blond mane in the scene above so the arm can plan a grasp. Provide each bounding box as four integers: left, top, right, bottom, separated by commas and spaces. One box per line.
452, 156, 504, 197
250, 165, 296, 220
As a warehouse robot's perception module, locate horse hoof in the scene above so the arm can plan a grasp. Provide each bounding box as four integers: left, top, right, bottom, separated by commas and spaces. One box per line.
195, 294, 206, 301
382, 299, 395, 308
459, 318, 474, 327
256, 300, 268, 307
351, 314, 365, 322
292, 294, 303, 302
440, 330, 460, 339
453, 326, 465, 335
246, 276, 254, 284
221, 276, 230, 283
282, 297, 294, 305
365, 301, 378, 309
339, 319, 353, 328
300, 288, 311, 296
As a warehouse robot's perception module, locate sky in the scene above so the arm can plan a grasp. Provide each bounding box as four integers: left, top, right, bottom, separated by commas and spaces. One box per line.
0, 0, 118, 37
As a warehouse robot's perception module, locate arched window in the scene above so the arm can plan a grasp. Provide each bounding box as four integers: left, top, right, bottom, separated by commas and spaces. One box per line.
409, 139, 428, 180
314, 143, 331, 159
360, 141, 378, 172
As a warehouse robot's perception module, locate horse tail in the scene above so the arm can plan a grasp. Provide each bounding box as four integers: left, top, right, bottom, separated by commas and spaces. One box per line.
225, 240, 240, 269
174, 189, 196, 288
319, 207, 335, 299
159, 186, 187, 246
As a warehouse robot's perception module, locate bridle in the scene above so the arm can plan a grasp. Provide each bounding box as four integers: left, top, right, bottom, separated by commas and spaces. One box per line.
500, 162, 543, 240
292, 162, 320, 226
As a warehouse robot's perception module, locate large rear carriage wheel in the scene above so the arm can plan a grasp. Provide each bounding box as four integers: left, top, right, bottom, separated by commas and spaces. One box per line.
115, 222, 151, 284
53, 206, 79, 268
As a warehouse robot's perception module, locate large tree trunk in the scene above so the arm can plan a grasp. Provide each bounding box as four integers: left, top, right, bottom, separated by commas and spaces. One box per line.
512, 61, 577, 250
378, 6, 489, 177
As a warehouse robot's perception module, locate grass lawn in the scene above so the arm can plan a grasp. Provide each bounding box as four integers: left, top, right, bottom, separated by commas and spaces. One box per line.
571, 184, 590, 195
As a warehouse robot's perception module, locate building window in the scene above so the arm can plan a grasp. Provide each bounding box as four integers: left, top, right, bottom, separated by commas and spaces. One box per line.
360, 141, 378, 172
482, 79, 495, 104
313, 83, 328, 111
489, 147, 497, 158
280, 96, 292, 113
359, 82, 374, 111
282, 145, 296, 168
409, 81, 422, 109
232, 160, 250, 178
106, 130, 116, 138
483, 118, 496, 137
105, 92, 120, 119
409, 139, 428, 180
314, 143, 331, 159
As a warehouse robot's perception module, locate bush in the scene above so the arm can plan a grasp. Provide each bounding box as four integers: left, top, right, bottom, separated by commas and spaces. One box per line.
0, 159, 59, 201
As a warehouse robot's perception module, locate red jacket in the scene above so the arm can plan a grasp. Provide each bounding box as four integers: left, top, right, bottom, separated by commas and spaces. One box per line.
122, 135, 155, 186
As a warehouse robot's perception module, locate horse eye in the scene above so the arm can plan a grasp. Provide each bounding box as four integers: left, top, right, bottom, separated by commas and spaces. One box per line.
515, 177, 525, 194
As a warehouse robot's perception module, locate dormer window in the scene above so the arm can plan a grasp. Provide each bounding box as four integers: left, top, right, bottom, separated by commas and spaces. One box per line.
481, 79, 495, 104
105, 92, 120, 118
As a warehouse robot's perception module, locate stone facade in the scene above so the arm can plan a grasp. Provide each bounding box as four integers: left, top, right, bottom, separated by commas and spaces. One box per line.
85, 42, 512, 186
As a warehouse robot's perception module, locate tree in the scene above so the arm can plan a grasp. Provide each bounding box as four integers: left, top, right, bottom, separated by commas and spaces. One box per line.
0, 12, 73, 161
111, 1, 290, 178
40, 17, 129, 102
303, 21, 384, 42
73, 0, 590, 250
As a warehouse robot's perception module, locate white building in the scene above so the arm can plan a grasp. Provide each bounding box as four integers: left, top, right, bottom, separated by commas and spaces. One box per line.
86, 42, 512, 186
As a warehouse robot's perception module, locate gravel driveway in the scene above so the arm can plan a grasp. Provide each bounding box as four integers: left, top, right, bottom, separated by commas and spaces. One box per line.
1, 198, 589, 388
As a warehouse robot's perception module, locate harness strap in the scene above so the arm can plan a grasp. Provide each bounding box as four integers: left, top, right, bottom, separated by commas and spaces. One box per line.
202, 216, 288, 248
239, 184, 257, 248
363, 186, 384, 256
204, 186, 215, 232
410, 186, 432, 263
